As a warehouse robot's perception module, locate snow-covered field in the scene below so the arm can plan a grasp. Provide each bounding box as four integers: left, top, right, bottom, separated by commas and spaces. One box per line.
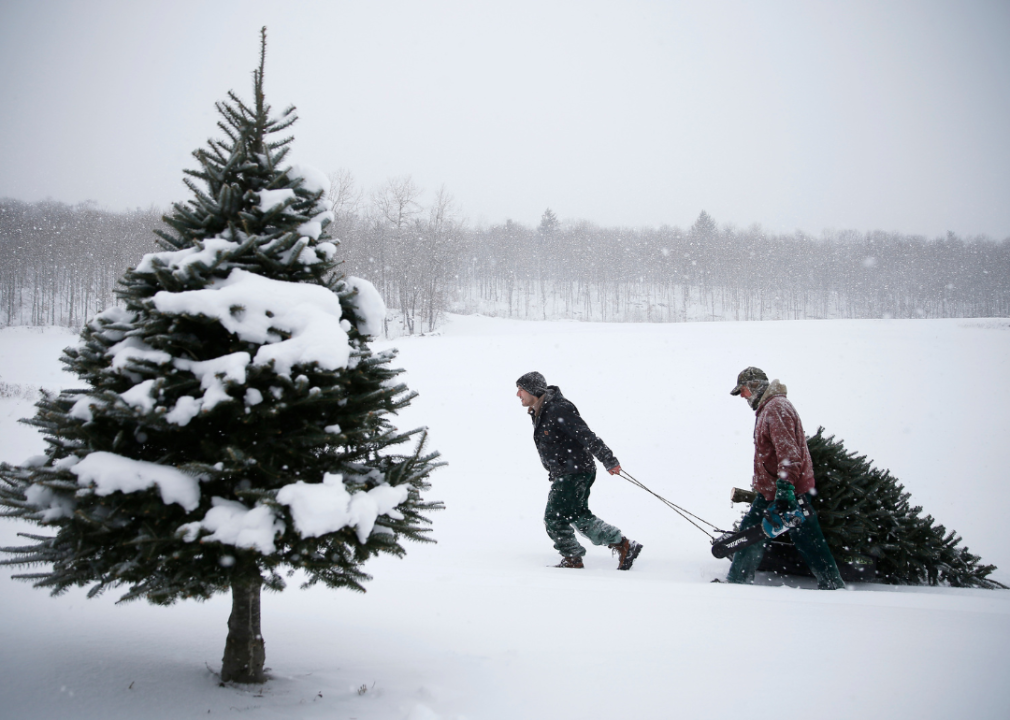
1, 316, 1008, 720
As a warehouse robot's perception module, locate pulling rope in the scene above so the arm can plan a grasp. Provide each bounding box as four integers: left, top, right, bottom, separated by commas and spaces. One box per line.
618, 470, 730, 540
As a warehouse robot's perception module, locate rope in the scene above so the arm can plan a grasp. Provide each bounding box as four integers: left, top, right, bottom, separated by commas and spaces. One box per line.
618, 470, 730, 540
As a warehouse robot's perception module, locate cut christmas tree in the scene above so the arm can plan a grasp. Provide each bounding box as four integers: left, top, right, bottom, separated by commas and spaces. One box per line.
755, 427, 1003, 589
0, 28, 442, 683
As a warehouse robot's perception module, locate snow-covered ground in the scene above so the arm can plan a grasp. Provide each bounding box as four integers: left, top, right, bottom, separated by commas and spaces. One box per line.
1, 316, 1008, 720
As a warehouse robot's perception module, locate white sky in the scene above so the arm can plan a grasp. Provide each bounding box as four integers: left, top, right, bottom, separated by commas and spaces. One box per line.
1, 0, 1008, 238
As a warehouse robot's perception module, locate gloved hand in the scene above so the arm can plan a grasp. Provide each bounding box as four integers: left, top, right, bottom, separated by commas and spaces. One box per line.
772, 478, 799, 514
761, 479, 804, 538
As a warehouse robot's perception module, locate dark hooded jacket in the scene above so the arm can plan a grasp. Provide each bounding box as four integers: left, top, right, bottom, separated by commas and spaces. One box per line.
529, 385, 619, 479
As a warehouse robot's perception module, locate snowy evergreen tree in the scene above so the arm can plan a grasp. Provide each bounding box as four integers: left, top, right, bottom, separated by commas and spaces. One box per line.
0, 29, 441, 683
805, 428, 1003, 589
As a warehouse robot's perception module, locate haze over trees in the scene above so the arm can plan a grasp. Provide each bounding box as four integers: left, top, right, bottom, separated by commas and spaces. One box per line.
300, 188, 1010, 331
2, 186, 1008, 335
0, 199, 161, 327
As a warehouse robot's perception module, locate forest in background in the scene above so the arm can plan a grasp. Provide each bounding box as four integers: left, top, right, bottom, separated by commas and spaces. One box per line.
0, 198, 161, 327
3, 177, 1009, 335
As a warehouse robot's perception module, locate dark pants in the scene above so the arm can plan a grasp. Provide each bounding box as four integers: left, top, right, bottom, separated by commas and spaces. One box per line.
727, 492, 845, 589
544, 469, 623, 558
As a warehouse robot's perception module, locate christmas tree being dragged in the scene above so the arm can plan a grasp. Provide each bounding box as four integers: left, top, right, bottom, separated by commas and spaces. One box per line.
759, 428, 1003, 589
0, 28, 441, 684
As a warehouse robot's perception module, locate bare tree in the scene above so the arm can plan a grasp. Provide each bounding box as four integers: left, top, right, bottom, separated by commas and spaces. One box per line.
369, 176, 423, 334
327, 169, 362, 224
417, 185, 461, 332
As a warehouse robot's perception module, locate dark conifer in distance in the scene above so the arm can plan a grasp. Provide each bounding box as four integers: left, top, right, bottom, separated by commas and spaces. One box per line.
0, 28, 442, 683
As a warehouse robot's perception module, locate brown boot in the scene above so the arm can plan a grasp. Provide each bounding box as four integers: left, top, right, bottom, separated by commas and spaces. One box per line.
608, 537, 643, 570
555, 556, 584, 569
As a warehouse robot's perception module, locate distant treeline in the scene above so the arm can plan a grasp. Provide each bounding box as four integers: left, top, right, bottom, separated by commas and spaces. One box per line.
0, 198, 161, 327
444, 211, 1010, 324
331, 175, 1010, 331
2, 187, 1008, 333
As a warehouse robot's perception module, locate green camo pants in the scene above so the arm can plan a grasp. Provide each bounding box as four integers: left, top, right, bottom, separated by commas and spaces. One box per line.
544, 469, 623, 558
727, 492, 845, 590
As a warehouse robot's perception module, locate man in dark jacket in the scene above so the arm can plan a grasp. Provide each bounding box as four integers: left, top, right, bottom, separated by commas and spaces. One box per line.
516, 371, 642, 570
726, 367, 845, 589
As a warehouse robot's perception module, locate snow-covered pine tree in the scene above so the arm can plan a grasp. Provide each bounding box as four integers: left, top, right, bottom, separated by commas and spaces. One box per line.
804, 427, 1003, 588
0, 28, 442, 683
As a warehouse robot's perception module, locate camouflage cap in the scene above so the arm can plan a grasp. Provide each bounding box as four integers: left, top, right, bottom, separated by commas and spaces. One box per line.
730, 366, 768, 395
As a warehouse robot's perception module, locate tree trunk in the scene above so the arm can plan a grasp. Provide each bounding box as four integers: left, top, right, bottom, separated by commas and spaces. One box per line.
220, 560, 266, 683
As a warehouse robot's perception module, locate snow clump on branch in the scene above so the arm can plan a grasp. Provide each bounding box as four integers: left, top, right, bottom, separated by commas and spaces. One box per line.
152, 269, 351, 375
68, 452, 204, 512
277, 472, 408, 544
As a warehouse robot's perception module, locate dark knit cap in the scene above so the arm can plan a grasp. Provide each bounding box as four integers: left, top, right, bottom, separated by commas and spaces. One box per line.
730, 366, 768, 395
516, 371, 548, 397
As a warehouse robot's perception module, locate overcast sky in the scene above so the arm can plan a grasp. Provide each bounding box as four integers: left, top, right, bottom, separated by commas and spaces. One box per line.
1, 0, 1008, 238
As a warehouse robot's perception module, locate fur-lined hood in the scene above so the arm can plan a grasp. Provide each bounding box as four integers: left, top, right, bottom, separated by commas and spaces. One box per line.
756, 379, 787, 412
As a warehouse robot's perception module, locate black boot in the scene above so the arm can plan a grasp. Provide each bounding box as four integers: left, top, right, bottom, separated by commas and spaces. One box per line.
555, 556, 584, 569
